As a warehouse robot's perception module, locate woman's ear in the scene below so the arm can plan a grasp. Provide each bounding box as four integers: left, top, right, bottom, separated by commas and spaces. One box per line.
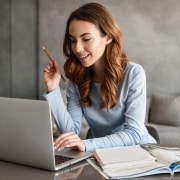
106, 35, 112, 45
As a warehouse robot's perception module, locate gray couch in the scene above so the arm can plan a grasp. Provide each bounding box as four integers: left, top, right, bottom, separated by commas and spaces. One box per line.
145, 93, 180, 147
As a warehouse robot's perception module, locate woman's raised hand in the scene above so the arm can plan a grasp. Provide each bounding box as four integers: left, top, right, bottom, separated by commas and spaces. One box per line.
43, 59, 61, 92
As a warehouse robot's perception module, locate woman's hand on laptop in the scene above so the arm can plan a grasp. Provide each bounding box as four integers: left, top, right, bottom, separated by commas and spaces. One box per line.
54, 132, 86, 152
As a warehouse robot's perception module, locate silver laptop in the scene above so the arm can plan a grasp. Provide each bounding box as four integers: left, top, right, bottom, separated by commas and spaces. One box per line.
0, 97, 92, 171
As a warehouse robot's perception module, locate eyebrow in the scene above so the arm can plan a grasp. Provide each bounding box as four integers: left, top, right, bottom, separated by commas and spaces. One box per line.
69, 33, 91, 38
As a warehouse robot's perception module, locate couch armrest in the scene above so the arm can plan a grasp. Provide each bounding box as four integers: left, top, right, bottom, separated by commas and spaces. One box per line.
147, 123, 180, 147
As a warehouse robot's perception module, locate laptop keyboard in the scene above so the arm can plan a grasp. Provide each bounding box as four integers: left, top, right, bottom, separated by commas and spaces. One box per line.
55, 155, 73, 165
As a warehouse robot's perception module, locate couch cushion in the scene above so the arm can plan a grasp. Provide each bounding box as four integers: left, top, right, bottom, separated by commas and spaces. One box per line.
149, 93, 180, 126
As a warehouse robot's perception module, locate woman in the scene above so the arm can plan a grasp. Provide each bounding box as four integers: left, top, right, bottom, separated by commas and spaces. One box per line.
43, 2, 156, 152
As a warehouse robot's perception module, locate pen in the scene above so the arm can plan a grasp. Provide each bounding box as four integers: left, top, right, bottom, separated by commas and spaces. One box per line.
42, 46, 66, 83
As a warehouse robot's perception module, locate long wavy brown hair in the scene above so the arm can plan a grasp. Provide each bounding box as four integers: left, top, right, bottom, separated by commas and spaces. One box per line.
63, 2, 128, 111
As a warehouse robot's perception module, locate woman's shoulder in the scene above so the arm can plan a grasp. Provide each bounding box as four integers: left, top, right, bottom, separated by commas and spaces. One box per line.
126, 61, 144, 70
125, 61, 145, 75
122, 62, 146, 84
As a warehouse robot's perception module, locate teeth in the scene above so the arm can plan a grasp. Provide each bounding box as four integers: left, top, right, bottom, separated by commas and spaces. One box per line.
79, 54, 88, 59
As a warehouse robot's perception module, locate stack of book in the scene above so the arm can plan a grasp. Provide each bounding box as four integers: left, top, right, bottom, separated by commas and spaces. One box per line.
87, 144, 180, 179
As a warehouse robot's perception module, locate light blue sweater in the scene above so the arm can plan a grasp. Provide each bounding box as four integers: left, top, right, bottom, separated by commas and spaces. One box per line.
44, 62, 156, 152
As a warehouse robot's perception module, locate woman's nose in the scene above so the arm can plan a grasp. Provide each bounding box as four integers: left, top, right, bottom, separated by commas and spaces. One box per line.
74, 41, 84, 53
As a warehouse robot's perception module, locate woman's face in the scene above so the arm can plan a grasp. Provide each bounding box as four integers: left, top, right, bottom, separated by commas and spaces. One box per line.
69, 20, 111, 67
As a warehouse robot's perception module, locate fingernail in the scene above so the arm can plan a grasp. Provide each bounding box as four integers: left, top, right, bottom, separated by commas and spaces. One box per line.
58, 148, 63, 151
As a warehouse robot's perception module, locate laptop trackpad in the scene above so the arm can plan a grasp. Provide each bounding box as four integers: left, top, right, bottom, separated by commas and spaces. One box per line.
55, 148, 88, 159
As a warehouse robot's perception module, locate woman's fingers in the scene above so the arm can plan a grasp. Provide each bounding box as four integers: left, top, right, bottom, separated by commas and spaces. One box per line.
44, 66, 51, 72
54, 132, 85, 152
46, 61, 55, 72
54, 132, 75, 149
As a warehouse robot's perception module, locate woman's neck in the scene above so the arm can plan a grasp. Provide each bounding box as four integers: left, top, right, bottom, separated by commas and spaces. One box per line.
92, 59, 105, 83
93, 75, 104, 83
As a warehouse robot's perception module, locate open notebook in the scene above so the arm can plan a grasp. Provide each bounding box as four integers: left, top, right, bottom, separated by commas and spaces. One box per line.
0, 97, 92, 171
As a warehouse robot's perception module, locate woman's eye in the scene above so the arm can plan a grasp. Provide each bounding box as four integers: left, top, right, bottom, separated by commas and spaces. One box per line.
83, 38, 91, 42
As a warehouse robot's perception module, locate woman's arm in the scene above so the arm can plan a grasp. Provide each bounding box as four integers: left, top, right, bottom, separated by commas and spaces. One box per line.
43, 83, 83, 134
44, 83, 86, 152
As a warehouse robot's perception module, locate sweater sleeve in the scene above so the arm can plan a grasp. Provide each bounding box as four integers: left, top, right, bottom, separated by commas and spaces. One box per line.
43, 83, 83, 134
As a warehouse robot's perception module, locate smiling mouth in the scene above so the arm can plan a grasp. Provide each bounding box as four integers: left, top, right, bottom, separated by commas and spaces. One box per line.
78, 54, 89, 61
